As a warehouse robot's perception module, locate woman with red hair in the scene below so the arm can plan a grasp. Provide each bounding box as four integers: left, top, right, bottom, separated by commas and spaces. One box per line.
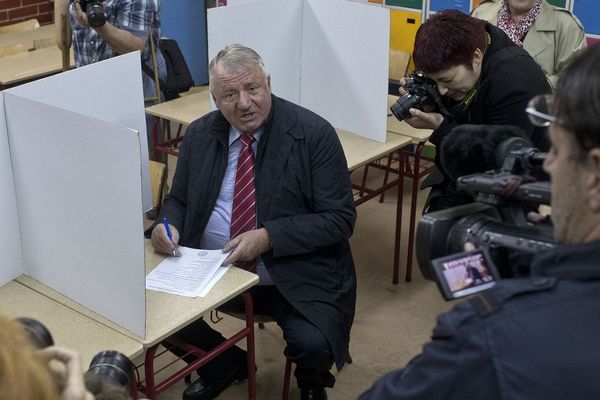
401, 10, 550, 212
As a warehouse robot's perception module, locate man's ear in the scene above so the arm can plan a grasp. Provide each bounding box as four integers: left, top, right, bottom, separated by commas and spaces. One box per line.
587, 148, 600, 212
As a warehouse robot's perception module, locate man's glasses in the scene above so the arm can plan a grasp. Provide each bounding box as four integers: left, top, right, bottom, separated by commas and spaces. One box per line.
525, 94, 559, 127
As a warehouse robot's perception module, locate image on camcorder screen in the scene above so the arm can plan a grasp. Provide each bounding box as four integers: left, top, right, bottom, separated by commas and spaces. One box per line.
441, 252, 495, 298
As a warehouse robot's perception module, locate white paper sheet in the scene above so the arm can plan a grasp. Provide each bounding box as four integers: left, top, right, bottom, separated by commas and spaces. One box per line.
146, 247, 229, 297
6, 53, 153, 211
4, 93, 146, 337
0, 92, 23, 287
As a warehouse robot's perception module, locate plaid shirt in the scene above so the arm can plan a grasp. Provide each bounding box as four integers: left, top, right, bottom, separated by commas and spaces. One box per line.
69, 0, 161, 68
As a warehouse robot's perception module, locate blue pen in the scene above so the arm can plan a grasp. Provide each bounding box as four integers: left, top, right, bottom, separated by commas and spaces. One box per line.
163, 217, 176, 256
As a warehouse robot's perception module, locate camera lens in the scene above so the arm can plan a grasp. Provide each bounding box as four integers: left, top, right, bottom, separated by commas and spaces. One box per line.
87, 350, 134, 389
390, 94, 421, 122
85, 1, 106, 28
15, 317, 54, 349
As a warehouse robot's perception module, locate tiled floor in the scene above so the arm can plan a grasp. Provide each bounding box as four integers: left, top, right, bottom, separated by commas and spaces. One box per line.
137, 156, 451, 399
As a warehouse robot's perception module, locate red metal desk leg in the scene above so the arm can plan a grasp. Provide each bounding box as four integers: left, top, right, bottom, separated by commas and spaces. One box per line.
137, 292, 256, 399
392, 151, 405, 284
405, 142, 424, 282
243, 291, 257, 400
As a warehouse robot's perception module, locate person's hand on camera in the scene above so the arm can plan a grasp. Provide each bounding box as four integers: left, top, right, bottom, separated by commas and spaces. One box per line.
222, 228, 271, 266
71, 2, 90, 27
151, 223, 181, 256
398, 75, 444, 130
71, 1, 105, 28
404, 108, 444, 130
38, 346, 94, 400
527, 205, 552, 224
398, 76, 409, 97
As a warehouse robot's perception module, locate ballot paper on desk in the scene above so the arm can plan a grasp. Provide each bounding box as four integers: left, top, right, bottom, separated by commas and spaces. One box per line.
146, 247, 230, 297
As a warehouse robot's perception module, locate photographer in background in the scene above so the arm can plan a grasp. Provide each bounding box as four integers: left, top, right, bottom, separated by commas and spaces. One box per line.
401, 10, 550, 212
359, 43, 600, 400
54, 0, 166, 102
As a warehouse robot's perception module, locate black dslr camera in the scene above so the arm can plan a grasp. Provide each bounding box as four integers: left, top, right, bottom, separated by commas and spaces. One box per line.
78, 0, 106, 28
16, 317, 134, 395
416, 139, 556, 297
390, 71, 449, 121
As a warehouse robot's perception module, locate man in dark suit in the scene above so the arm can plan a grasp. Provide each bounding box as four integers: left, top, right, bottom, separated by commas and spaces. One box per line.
150, 44, 356, 400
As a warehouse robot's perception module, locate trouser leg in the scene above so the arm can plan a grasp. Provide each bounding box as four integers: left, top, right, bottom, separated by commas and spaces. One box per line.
249, 286, 336, 389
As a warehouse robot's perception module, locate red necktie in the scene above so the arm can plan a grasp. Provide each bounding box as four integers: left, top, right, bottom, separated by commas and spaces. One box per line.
230, 134, 257, 272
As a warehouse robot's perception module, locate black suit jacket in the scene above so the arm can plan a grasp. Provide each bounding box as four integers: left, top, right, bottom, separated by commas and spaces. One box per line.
158, 95, 357, 370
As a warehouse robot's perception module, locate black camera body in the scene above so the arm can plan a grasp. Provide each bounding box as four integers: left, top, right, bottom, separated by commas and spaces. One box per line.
416, 143, 556, 281
15, 317, 54, 349
390, 71, 449, 121
79, 0, 106, 28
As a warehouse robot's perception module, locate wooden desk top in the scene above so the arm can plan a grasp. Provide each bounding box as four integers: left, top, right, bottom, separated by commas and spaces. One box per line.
0, 45, 74, 86
0, 280, 143, 366
387, 95, 433, 142
145, 88, 211, 125
17, 240, 259, 348
0, 24, 54, 50
337, 129, 411, 171
146, 91, 413, 170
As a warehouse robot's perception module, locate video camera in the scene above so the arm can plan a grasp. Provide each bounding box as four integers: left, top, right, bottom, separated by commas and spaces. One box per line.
78, 0, 106, 28
15, 317, 134, 394
390, 71, 450, 121
416, 138, 556, 297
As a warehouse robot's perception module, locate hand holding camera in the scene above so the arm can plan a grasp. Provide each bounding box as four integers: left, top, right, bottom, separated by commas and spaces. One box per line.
39, 346, 95, 400
73, 0, 106, 28
392, 72, 449, 130
15, 317, 134, 399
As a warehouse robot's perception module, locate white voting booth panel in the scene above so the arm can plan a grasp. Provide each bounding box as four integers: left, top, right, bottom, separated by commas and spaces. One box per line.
9, 53, 152, 212
0, 54, 146, 338
208, 0, 389, 142
0, 92, 23, 285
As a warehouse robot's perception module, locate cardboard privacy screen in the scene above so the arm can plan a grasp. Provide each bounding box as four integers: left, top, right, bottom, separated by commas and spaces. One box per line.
208, 0, 390, 142
0, 53, 147, 338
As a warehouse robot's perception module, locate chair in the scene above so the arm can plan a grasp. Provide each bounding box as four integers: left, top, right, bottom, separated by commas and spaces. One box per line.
0, 43, 27, 58
389, 49, 410, 82
388, 49, 410, 95
149, 160, 167, 215
0, 18, 40, 34
215, 311, 352, 400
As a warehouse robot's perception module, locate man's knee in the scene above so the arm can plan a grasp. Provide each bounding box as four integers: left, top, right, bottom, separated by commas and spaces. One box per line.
284, 321, 333, 368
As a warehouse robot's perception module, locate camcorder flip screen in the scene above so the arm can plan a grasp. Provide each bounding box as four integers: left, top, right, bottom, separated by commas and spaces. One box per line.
431, 249, 500, 300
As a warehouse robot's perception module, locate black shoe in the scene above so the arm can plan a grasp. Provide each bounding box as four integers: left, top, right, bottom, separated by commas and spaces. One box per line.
300, 387, 328, 400
182, 362, 247, 400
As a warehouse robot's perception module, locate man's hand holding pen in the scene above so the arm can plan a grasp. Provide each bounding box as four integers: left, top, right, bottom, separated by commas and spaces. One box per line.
151, 218, 181, 257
